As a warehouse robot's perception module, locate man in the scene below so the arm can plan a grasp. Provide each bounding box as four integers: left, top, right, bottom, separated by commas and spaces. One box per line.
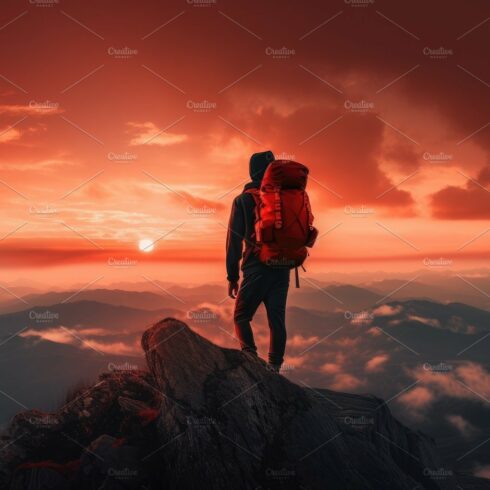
226, 150, 290, 373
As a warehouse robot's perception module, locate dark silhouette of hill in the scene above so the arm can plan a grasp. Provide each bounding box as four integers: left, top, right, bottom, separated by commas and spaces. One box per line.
289, 283, 384, 311
0, 300, 180, 334
0, 285, 232, 315
385, 300, 490, 333
0, 334, 143, 430
0, 301, 175, 427
0, 289, 183, 314
364, 277, 490, 310
2, 318, 489, 489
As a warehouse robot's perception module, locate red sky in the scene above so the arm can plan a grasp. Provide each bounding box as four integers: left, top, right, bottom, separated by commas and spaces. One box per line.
0, 0, 489, 284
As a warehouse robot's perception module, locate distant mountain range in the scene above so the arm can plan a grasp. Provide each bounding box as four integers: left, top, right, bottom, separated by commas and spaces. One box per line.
0, 333, 143, 431
3, 318, 489, 489
1, 272, 489, 314
0, 279, 488, 478
362, 276, 490, 309
0, 300, 180, 335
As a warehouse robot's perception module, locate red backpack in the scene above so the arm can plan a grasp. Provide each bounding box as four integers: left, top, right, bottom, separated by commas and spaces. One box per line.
245, 160, 318, 286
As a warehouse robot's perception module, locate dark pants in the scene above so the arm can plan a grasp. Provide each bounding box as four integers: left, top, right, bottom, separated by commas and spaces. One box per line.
233, 268, 290, 366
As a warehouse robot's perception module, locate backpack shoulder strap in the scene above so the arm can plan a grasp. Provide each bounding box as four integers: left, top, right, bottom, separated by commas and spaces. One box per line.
304, 191, 314, 228
241, 188, 261, 255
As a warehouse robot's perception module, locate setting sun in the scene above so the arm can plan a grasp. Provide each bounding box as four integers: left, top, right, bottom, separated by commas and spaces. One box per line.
138, 239, 155, 253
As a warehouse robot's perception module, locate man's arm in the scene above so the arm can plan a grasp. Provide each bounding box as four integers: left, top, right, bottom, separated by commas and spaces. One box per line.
226, 196, 245, 296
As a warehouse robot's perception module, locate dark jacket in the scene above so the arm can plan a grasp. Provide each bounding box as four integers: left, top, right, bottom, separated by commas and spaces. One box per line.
226, 181, 262, 282
226, 151, 276, 282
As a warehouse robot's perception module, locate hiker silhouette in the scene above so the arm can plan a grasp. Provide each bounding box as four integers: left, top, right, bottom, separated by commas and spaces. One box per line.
226, 151, 317, 372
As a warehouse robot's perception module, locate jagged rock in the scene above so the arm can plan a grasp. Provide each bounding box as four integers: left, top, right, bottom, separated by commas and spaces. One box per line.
1, 317, 488, 489
141, 318, 458, 490
0, 371, 159, 488
77, 435, 141, 489
9, 465, 70, 490
308, 389, 453, 487
117, 396, 152, 416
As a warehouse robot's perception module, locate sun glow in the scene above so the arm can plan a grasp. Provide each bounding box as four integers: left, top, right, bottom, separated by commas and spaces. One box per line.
138, 239, 154, 252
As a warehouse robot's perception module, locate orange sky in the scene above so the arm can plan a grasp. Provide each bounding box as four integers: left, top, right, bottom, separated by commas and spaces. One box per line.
0, 0, 488, 284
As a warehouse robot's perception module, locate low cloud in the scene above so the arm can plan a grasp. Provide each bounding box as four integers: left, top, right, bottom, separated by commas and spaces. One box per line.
0, 103, 63, 116
321, 362, 341, 375
0, 159, 76, 171
446, 414, 477, 438
330, 373, 363, 391
405, 362, 490, 406
407, 315, 440, 328
372, 304, 403, 317
398, 386, 434, 410
20, 326, 138, 355
168, 190, 226, 214
127, 121, 188, 147
0, 127, 21, 143
365, 354, 389, 373
289, 334, 320, 349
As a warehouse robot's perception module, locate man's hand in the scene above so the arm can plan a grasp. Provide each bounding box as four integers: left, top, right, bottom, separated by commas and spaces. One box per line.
228, 280, 239, 299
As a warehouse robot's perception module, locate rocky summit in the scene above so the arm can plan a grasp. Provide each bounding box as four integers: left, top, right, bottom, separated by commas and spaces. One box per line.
1, 318, 488, 489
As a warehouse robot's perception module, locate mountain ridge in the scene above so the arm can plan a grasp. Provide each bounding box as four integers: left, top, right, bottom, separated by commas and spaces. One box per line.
2, 317, 488, 489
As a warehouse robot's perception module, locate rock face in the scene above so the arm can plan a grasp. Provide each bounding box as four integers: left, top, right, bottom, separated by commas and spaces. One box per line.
0, 318, 485, 489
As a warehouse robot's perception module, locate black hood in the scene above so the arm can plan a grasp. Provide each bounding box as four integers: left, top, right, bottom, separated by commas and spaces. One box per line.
249, 151, 275, 182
